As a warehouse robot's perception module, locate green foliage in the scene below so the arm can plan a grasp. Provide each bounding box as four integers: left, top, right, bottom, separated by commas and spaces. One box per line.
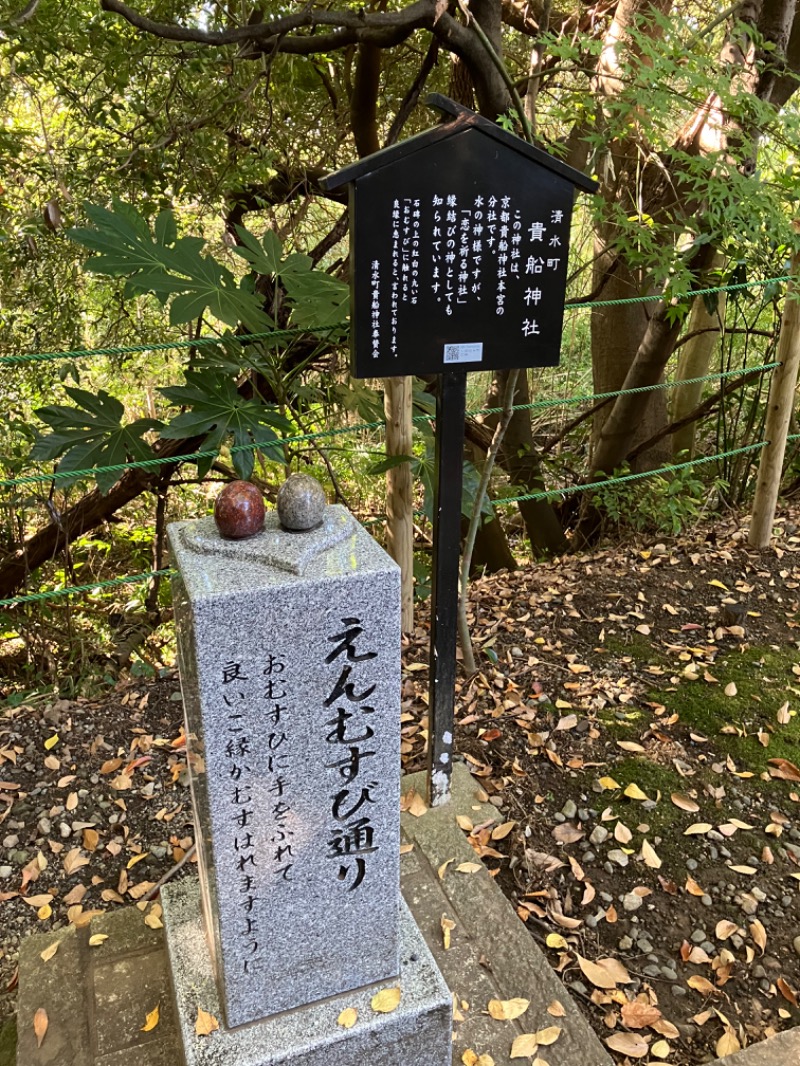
68, 201, 273, 333
31, 387, 162, 494
29, 201, 347, 489
159, 372, 291, 480
589, 464, 727, 537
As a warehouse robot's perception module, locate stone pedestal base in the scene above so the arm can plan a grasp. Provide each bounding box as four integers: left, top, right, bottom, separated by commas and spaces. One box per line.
161, 879, 452, 1066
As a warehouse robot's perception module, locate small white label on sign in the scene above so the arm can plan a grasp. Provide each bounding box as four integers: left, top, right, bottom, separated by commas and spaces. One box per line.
443, 342, 483, 364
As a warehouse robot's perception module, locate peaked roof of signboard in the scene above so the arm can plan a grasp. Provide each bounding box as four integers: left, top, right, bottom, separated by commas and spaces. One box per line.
322, 94, 598, 194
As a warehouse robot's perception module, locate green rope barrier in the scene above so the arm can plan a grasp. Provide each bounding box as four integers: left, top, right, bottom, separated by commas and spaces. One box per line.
493, 441, 769, 507
0, 568, 177, 609
0, 323, 349, 368
472, 361, 779, 417
0, 274, 791, 368
0, 419, 390, 490
0, 363, 777, 493
567, 274, 793, 310
0, 440, 770, 608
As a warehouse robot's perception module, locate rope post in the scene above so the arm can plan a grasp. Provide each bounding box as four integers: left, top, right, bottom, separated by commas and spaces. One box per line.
384, 376, 414, 633
749, 254, 800, 548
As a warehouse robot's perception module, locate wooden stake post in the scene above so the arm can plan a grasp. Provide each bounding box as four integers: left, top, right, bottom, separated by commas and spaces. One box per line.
750, 251, 800, 548
323, 95, 596, 805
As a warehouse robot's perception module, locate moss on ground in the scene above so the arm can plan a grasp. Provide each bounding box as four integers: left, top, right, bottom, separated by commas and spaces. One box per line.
0, 1016, 16, 1066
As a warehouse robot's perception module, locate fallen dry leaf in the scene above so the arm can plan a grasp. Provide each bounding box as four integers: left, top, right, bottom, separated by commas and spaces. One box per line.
88, 933, 109, 947
456, 862, 482, 875
488, 998, 529, 1021
684, 823, 713, 835
552, 823, 583, 844
141, 1004, 160, 1032
576, 954, 630, 989
715, 920, 738, 941
621, 1000, 662, 1029
605, 1032, 649, 1058
337, 1007, 358, 1029
441, 916, 456, 950
195, 1008, 219, 1036
39, 943, 59, 963
510, 1034, 540, 1059
749, 920, 767, 954
34, 1008, 48, 1049
371, 986, 402, 1013
768, 758, 800, 782
715, 1028, 741, 1057
547, 1001, 566, 1017
641, 839, 662, 869
533, 1026, 561, 1046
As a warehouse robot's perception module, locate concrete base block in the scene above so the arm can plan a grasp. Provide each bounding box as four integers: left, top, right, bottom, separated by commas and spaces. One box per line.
161, 878, 452, 1066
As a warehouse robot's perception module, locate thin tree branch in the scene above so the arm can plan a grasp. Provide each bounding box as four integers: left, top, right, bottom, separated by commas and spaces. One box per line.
101, 0, 434, 48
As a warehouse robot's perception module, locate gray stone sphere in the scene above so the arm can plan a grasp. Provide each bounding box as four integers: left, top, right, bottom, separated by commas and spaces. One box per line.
277, 474, 327, 531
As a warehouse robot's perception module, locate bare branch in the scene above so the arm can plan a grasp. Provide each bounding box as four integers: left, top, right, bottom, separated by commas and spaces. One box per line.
101, 0, 434, 49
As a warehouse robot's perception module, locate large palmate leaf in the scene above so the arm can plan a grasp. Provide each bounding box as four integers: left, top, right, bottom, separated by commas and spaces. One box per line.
159, 372, 293, 480
68, 200, 272, 333
233, 225, 349, 330
31, 387, 162, 494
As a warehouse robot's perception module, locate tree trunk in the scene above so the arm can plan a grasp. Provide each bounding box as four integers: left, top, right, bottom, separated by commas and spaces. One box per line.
591, 231, 670, 471
483, 370, 568, 554
671, 255, 727, 459
749, 255, 800, 547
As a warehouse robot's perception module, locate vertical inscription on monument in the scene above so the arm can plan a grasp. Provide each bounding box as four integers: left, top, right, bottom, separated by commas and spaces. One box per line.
324, 617, 380, 891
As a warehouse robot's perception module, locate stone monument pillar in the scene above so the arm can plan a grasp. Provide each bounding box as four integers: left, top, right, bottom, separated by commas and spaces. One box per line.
163, 478, 451, 1065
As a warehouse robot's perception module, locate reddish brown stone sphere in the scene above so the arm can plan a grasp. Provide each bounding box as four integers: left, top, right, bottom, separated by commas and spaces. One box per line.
214, 481, 266, 540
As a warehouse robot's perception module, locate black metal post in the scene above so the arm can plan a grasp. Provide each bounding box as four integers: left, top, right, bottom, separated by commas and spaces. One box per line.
427, 369, 467, 807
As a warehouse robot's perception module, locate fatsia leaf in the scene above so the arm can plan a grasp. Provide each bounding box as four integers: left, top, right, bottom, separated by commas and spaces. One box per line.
31, 388, 163, 494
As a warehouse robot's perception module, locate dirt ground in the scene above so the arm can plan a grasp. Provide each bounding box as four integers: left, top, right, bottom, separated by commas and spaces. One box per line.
2, 507, 800, 1064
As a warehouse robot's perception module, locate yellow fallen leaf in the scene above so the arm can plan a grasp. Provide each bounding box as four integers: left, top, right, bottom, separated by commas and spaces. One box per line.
545, 933, 567, 950
40, 943, 59, 963
487, 997, 529, 1021
651, 1040, 671, 1059
127, 852, 149, 870
337, 1007, 358, 1029
195, 1007, 219, 1036
510, 1034, 540, 1059
371, 986, 402, 1013
491, 821, 516, 841
623, 783, 648, 801
141, 1004, 160, 1032
88, 934, 109, 947
462, 1051, 494, 1066
716, 1029, 741, 1056
684, 823, 713, 835
534, 1026, 561, 1046
34, 1007, 48, 1048
44, 734, 59, 751
598, 776, 621, 791
37, 904, 52, 921
708, 579, 729, 590
456, 862, 482, 874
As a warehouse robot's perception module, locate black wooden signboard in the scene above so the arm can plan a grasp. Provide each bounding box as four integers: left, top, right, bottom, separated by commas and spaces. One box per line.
323, 97, 597, 806
323, 95, 596, 379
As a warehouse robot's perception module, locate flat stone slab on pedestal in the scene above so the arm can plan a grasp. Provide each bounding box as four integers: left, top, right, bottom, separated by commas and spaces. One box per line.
161, 878, 451, 1066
